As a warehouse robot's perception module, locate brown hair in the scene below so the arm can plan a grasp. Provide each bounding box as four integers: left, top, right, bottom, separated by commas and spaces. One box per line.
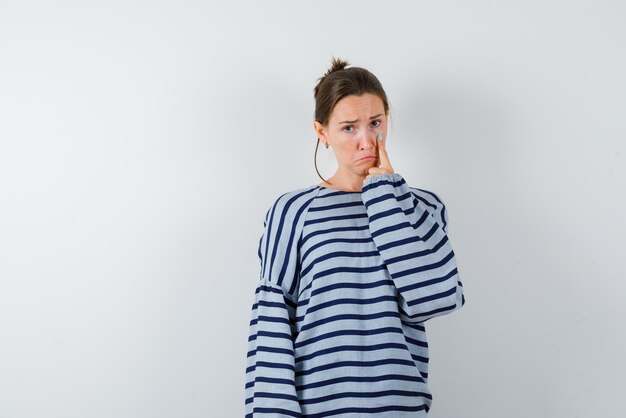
313, 57, 391, 185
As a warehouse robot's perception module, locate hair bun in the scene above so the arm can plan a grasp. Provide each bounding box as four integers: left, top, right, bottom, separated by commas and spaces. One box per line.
323, 57, 350, 77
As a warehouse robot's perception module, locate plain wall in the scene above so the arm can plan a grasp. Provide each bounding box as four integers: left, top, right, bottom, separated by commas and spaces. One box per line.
1, 1, 624, 417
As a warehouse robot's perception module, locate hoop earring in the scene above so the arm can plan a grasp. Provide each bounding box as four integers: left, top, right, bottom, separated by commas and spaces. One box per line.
318, 137, 329, 149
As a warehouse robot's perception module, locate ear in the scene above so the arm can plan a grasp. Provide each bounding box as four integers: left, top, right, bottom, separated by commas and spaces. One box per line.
313, 120, 327, 142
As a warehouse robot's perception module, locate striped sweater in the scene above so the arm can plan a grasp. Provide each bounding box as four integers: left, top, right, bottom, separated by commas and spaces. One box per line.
245, 172, 465, 417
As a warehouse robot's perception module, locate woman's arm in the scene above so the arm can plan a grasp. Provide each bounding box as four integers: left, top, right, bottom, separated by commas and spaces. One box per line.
245, 278, 301, 417
361, 172, 465, 324
245, 190, 313, 417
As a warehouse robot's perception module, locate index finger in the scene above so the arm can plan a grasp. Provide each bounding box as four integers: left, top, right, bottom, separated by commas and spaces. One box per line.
377, 132, 391, 169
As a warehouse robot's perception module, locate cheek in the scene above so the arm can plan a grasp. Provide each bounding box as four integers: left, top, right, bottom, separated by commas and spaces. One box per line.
336, 144, 356, 159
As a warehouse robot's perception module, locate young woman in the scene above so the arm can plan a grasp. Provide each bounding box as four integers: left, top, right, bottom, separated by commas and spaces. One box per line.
245, 57, 466, 417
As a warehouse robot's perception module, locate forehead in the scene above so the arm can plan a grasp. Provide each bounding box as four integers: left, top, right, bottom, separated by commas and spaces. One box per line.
330, 93, 384, 121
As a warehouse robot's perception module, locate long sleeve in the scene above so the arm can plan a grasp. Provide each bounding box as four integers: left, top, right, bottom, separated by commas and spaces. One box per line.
245, 191, 312, 417
361, 172, 465, 323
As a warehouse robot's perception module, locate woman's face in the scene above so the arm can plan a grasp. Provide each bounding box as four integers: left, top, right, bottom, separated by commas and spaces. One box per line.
314, 93, 388, 176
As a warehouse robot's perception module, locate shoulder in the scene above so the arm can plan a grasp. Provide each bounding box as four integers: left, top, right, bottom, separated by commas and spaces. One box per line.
262, 185, 321, 226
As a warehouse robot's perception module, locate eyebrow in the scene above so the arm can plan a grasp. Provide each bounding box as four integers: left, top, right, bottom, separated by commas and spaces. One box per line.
339, 114, 383, 124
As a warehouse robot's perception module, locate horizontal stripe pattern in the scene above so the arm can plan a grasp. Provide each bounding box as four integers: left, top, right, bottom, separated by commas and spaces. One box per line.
245, 173, 465, 417
361, 173, 465, 323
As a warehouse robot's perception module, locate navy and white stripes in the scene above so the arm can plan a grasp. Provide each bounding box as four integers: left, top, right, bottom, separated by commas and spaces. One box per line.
245, 172, 465, 417
361, 173, 465, 323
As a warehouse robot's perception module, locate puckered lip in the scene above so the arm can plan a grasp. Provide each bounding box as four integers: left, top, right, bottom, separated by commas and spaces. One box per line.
357, 155, 376, 161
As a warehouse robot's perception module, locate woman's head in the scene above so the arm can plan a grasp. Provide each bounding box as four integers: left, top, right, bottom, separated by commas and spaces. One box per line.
313, 57, 391, 185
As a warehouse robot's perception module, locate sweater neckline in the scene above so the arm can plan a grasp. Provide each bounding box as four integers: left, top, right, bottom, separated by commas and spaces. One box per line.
314, 184, 362, 194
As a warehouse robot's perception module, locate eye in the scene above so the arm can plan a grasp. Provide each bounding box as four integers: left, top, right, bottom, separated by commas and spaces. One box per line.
343, 125, 353, 133
371, 120, 381, 127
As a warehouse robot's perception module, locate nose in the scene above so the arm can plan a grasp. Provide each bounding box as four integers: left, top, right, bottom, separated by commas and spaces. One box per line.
360, 130, 375, 149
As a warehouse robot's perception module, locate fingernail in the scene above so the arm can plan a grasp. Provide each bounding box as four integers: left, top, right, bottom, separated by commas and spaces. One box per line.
377, 132, 383, 141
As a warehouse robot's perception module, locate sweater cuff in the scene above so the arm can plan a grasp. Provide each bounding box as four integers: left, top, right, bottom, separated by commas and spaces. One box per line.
362, 172, 402, 188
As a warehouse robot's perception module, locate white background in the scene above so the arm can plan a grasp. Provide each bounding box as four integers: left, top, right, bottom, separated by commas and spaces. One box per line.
1, 1, 624, 417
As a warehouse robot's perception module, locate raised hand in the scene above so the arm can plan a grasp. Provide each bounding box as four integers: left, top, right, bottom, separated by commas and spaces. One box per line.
364, 131, 395, 183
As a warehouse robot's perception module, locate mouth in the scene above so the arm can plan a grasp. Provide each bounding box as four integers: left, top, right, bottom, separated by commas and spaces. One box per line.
357, 155, 376, 161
